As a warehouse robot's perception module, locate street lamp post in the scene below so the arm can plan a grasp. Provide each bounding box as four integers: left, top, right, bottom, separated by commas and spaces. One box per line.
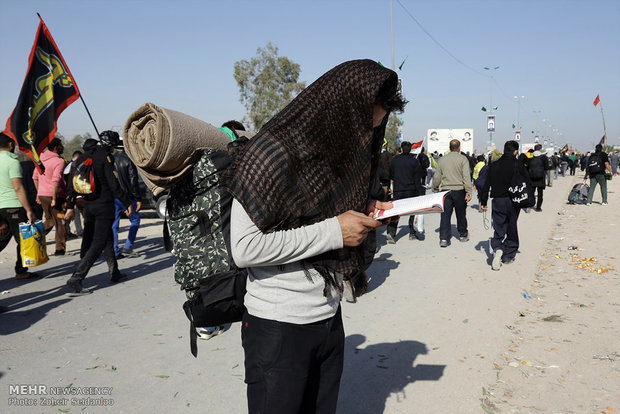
514, 95, 525, 143
532, 110, 541, 142
484, 66, 499, 147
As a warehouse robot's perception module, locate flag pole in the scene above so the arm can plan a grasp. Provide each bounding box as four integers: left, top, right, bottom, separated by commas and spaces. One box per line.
37, 13, 99, 138
79, 94, 100, 138
599, 99, 608, 147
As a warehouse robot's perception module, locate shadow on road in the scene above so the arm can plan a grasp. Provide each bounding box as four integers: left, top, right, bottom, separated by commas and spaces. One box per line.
339, 334, 445, 413
366, 253, 399, 294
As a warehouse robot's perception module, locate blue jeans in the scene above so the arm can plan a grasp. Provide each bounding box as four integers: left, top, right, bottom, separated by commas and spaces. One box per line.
112, 199, 140, 256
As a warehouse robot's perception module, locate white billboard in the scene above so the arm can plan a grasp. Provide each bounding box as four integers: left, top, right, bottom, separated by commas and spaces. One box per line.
427, 128, 474, 155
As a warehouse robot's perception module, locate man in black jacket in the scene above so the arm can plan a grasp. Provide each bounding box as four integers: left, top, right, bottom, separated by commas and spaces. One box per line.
64, 132, 133, 294
386, 141, 424, 243
480, 140, 531, 271
524, 144, 548, 212
112, 143, 142, 259
417, 147, 430, 189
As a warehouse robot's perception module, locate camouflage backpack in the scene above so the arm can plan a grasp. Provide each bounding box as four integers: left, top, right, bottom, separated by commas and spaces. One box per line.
165, 148, 247, 357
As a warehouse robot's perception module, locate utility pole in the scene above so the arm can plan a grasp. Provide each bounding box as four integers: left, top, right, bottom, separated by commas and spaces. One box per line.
484, 66, 499, 147
390, 0, 395, 71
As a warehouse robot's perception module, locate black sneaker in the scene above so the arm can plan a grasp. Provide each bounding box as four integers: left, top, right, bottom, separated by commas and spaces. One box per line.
459, 234, 469, 242
440, 239, 449, 248
120, 248, 139, 258
386, 233, 396, 244
502, 257, 516, 265
110, 273, 128, 283
66, 278, 92, 295
53, 250, 65, 256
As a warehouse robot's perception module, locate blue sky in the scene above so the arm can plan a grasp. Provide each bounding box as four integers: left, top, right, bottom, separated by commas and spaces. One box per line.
1, 0, 618, 152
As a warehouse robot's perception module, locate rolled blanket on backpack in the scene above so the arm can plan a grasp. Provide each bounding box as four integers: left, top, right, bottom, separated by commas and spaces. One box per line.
123, 102, 230, 197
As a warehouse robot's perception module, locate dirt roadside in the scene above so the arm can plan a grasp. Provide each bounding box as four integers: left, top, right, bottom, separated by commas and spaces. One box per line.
481, 173, 619, 413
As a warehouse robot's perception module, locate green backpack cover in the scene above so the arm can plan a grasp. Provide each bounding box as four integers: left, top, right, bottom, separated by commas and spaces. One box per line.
165, 148, 247, 357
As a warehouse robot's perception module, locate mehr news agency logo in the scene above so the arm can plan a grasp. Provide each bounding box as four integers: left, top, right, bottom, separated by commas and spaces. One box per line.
8, 384, 114, 407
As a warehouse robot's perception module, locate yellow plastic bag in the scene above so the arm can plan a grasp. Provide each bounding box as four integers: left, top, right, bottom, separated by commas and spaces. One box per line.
19, 220, 49, 267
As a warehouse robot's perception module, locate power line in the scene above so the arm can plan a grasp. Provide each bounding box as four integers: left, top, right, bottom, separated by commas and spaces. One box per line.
395, 0, 486, 77
394, 0, 567, 145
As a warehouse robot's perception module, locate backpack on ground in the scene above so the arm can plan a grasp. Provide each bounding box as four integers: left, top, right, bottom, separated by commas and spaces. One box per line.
587, 153, 604, 174
568, 182, 589, 204
164, 147, 247, 357
527, 156, 545, 180
72, 157, 96, 195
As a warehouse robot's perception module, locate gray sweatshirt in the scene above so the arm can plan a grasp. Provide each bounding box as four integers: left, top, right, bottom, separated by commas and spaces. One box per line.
230, 199, 343, 324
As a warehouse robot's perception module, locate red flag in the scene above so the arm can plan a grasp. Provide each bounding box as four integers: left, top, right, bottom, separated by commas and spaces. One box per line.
411, 140, 424, 150
3, 17, 80, 172
593, 95, 600, 106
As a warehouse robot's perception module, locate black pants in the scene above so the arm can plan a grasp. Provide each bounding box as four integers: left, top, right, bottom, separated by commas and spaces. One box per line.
387, 190, 418, 237
242, 307, 344, 414
534, 186, 544, 209
0, 207, 28, 274
491, 197, 520, 260
71, 202, 120, 281
439, 189, 468, 241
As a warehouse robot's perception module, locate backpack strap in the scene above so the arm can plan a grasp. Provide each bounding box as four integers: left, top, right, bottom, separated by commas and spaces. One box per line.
163, 200, 174, 252
183, 301, 199, 358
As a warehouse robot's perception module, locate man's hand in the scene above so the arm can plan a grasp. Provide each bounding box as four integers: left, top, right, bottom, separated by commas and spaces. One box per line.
35, 196, 41, 205
26, 209, 36, 223
365, 200, 398, 224
465, 194, 472, 203
136, 201, 142, 212
64, 209, 75, 222
480, 205, 488, 212
125, 204, 134, 217
338, 210, 383, 247
51, 197, 56, 208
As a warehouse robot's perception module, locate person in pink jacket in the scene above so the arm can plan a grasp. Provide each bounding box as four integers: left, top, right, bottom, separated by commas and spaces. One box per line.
32, 138, 68, 255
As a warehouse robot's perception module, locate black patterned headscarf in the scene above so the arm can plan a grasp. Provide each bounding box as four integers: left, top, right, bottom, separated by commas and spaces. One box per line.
222, 59, 399, 295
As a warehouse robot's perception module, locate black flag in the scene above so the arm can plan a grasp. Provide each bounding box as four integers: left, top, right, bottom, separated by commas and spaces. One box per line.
3, 17, 80, 171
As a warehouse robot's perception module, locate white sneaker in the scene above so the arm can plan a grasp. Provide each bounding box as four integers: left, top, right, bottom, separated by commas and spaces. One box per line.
492, 249, 503, 271
197, 325, 224, 340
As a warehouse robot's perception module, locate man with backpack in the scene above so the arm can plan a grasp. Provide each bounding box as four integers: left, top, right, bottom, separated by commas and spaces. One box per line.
524, 144, 548, 212
585, 144, 612, 205
64, 132, 133, 295
223, 60, 404, 414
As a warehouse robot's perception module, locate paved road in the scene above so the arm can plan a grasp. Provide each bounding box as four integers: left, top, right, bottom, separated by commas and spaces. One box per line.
0, 174, 605, 413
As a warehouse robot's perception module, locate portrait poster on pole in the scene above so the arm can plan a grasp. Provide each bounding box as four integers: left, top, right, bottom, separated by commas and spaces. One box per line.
487, 115, 495, 132
515, 131, 521, 141
426, 128, 474, 154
